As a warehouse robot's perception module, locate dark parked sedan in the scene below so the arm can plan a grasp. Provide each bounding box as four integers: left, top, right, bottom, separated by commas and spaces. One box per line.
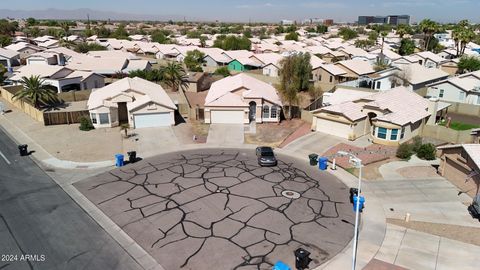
256, 146, 278, 166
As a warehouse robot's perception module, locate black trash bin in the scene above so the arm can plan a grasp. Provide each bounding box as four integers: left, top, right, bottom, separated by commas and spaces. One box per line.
349, 188, 359, 204
127, 151, 137, 163
308, 154, 318, 166
18, 144, 28, 156
294, 248, 312, 270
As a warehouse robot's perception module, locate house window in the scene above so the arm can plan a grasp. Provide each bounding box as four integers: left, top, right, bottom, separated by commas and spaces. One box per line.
329, 76, 333, 83
376, 81, 381, 89
94, 80, 98, 88
319, 75, 322, 81
99, 113, 109, 124
90, 113, 97, 124
262, 105, 270, 118
83, 82, 87, 89
400, 127, 405, 139
377, 127, 387, 139
439, 89, 444, 98
459, 91, 465, 101
271, 106, 278, 118
390, 129, 398, 140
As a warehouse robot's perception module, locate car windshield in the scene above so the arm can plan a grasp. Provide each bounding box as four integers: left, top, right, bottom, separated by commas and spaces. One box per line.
262, 151, 274, 156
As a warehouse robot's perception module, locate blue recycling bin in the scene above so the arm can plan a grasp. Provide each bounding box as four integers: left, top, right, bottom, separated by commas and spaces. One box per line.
272, 261, 291, 270
115, 154, 124, 167
353, 195, 365, 212
318, 157, 328, 170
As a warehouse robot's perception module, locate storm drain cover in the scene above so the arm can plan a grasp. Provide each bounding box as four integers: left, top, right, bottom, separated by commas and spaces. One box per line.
281, 190, 300, 199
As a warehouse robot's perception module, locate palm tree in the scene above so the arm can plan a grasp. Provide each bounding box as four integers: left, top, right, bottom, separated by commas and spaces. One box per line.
12, 76, 57, 108
419, 19, 438, 51
396, 28, 407, 39
161, 62, 188, 92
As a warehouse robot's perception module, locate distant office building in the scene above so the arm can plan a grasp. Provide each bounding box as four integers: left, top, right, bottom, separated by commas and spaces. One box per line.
323, 19, 334, 26
388, 15, 410, 25
281, 20, 294, 25
358, 15, 409, 25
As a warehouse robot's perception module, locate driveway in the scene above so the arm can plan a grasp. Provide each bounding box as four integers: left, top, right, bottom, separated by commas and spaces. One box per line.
124, 127, 180, 159
282, 132, 345, 157
206, 124, 244, 146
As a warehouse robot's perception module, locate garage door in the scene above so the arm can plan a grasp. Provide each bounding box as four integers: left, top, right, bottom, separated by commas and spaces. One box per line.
211, 110, 244, 124
27, 59, 45, 65
133, 113, 171, 128
316, 117, 352, 139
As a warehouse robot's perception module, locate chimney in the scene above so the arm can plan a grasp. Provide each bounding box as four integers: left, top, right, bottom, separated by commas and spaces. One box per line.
427, 97, 439, 125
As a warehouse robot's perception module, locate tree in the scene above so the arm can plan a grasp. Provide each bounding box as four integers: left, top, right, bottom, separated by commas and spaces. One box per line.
26, 17, 37, 27
213, 35, 251, 50
0, 19, 17, 36
0, 35, 12, 46
368, 31, 378, 43
128, 69, 163, 82
417, 143, 436, 160
285, 32, 299, 41
354, 39, 374, 50
373, 58, 390, 71
398, 38, 416, 56
396, 143, 413, 159
27, 27, 41, 38
186, 30, 201, 39
74, 42, 107, 53
161, 62, 188, 92
453, 20, 475, 56
214, 67, 230, 77
60, 21, 70, 37
278, 53, 312, 119
419, 19, 439, 51
79, 116, 94, 131
184, 50, 205, 72
243, 28, 252, 38
338, 27, 358, 40
199, 36, 207, 47
316, 24, 328, 34
110, 24, 129, 39
0, 64, 6, 85
151, 30, 170, 44
12, 76, 57, 108
458, 55, 480, 73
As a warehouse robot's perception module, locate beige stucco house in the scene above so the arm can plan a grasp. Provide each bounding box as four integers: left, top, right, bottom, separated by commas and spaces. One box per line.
87, 77, 177, 129
204, 73, 283, 124
311, 87, 446, 145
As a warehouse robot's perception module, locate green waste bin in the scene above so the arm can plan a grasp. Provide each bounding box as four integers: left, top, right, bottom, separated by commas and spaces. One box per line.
308, 154, 318, 166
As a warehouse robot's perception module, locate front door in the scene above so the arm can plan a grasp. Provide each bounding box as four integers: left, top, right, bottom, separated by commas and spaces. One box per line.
249, 101, 256, 122
118, 102, 128, 124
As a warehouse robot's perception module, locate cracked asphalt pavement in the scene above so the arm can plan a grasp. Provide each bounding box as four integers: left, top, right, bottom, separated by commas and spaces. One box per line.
75, 149, 355, 270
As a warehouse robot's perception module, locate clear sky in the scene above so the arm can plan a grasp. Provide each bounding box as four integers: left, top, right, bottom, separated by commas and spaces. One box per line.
3, 0, 479, 23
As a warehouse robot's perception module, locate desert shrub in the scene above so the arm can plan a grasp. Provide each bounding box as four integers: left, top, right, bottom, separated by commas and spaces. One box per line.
411, 136, 423, 153
396, 143, 413, 159
416, 143, 437, 160
79, 116, 94, 131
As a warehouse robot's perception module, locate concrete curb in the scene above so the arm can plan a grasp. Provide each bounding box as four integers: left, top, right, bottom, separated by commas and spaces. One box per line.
1, 116, 386, 270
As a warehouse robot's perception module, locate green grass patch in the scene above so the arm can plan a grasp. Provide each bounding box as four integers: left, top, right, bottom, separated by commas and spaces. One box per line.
439, 121, 479, 131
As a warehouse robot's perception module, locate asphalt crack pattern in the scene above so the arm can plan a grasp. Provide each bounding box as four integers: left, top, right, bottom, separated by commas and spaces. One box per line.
76, 149, 354, 270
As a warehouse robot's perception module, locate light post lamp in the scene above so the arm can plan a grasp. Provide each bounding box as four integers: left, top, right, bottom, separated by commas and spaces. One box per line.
337, 151, 363, 270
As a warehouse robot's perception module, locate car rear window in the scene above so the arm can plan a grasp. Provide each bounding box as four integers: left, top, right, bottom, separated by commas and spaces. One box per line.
262, 151, 274, 156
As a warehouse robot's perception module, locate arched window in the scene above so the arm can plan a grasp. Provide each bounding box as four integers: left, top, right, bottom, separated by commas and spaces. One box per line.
271, 106, 278, 119
262, 105, 270, 118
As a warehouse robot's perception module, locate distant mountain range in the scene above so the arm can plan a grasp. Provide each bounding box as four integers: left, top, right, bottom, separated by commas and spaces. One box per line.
0, 8, 193, 21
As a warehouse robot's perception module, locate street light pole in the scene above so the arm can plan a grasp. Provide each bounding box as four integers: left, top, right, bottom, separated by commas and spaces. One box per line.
336, 151, 362, 270
351, 158, 362, 270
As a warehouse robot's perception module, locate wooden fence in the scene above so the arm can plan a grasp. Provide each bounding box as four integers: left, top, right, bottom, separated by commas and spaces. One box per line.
0, 86, 45, 123
43, 110, 89, 126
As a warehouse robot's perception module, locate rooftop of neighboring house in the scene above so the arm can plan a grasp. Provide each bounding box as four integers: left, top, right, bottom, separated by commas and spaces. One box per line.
319, 63, 348, 76
205, 73, 282, 107
398, 63, 449, 85
437, 144, 480, 170
251, 53, 283, 67
0, 47, 19, 58
87, 77, 176, 111
318, 86, 432, 126
414, 51, 445, 63
336, 59, 375, 76
10, 65, 72, 81
5, 41, 42, 52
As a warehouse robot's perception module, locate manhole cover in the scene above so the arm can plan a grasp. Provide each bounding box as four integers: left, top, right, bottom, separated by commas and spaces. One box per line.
281, 190, 300, 199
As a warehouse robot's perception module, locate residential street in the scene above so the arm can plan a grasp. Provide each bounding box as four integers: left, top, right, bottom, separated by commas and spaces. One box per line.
0, 127, 142, 270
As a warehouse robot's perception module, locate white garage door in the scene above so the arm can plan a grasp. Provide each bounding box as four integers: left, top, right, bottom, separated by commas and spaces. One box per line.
133, 113, 171, 128
27, 59, 45, 65
316, 118, 352, 139
211, 110, 244, 124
